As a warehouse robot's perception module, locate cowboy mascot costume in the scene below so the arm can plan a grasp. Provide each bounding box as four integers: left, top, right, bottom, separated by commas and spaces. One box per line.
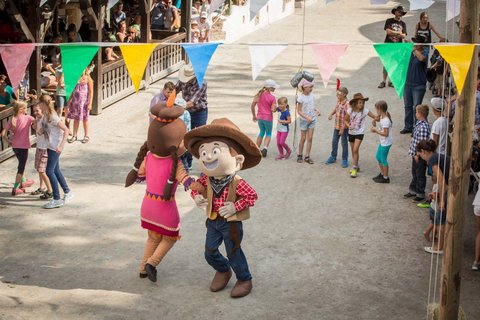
184, 118, 261, 298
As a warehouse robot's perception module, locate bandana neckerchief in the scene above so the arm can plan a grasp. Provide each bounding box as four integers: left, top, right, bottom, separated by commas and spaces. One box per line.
209, 174, 236, 198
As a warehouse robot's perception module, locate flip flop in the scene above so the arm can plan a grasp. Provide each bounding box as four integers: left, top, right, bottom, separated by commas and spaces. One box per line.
81, 136, 90, 143
68, 136, 77, 143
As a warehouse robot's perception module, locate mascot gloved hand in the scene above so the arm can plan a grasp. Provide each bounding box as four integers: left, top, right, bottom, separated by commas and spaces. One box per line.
184, 118, 261, 299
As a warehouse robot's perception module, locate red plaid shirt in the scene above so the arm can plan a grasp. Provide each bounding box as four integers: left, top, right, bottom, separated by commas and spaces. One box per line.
191, 174, 258, 212
334, 99, 349, 130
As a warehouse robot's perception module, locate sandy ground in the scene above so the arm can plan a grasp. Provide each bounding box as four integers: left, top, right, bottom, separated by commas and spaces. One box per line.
1, 1, 479, 319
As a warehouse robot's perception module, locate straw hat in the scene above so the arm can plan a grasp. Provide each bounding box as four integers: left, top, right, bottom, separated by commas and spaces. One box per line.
178, 64, 196, 83
349, 93, 369, 105
184, 118, 262, 170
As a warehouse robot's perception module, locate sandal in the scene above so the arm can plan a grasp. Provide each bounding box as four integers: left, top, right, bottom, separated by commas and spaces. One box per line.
304, 156, 314, 164
40, 191, 53, 200
81, 136, 90, 144
377, 81, 386, 88
297, 155, 303, 163
68, 136, 77, 143
31, 188, 46, 195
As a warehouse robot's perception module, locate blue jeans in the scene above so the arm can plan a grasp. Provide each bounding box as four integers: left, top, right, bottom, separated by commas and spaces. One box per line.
409, 156, 427, 198
330, 128, 349, 161
190, 108, 208, 130
205, 219, 251, 281
403, 84, 426, 131
46, 149, 70, 200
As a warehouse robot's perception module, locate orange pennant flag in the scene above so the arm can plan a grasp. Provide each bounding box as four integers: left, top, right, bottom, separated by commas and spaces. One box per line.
434, 44, 475, 95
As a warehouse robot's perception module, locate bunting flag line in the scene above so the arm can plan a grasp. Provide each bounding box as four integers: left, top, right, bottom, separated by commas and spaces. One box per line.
119, 43, 158, 93
248, 45, 287, 81
59, 44, 99, 100
434, 44, 475, 95
0, 44, 35, 92
409, 0, 434, 11
310, 44, 348, 88
446, 0, 460, 22
181, 43, 220, 87
373, 43, 413, 98
370, 0, 389, 5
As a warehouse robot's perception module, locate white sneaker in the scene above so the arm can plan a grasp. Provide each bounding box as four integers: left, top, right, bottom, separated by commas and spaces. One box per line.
43, 199, 64, 209
63, 191, 74, 201
424, 246, 443, 255
472, 261, 479, 271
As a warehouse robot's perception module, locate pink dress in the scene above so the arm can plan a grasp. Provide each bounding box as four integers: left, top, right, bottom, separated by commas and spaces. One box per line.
67, 82, 89, 121
140, 152, 180, 238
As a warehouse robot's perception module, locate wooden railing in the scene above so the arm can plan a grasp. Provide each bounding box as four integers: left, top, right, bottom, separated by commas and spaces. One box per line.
0, 104, 36, 163
101, 32, 186, 108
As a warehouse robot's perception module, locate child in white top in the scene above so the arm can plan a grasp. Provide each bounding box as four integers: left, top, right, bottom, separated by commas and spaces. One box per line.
370, 100, 393, 183
345, 92, 377, 178
296, 79, 320, 164
191, 20, 200, 43
32, 102, 53, 199
430, 97, 448, 154
198, 12, 211, 42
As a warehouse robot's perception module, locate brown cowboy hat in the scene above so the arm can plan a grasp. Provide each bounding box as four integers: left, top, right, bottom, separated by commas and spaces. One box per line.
184, 118, 262, 170
349, 93, 369, 105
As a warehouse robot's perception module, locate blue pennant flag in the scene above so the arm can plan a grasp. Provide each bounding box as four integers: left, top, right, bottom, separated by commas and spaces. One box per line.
180, 43, 221, 87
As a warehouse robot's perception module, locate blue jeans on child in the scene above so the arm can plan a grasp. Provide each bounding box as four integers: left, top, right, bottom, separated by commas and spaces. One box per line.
330, 128, 349, 161
190, 108, 208, 130
46, 149, 70, 200
205, 219, 251, 281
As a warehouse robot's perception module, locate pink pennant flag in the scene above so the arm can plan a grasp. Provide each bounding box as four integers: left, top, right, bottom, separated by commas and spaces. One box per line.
310, 44, 348, 88
0, 44, 35, 91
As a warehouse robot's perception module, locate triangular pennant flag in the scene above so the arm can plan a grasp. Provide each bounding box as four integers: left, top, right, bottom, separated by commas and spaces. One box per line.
370, 0, 389, 4
181, 43, 220, 87
446, 0, 460, 21
434, 44, 475, 95
310, 44, 348, 88
248, 45, 287, 81
108, 0, 119, 10
373, 43, 413, 98
210, 0, 224, 14
0, 44, 35, 91
409, 0, 434, 11
60, 44, 99, 100
40, 0, 48, 6
119, 43, 157, 93
250, 0, 269, 20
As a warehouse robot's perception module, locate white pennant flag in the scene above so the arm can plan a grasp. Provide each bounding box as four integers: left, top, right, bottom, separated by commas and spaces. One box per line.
248, 45, 287, 81
108, 0, 119, 10
446, 0, 460, 21
40, 0, 48, 6
409, 0, 434, 11
210, 0, 224, 14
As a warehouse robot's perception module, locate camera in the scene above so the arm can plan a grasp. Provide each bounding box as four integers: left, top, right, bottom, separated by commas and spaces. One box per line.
290, 70, 314, 88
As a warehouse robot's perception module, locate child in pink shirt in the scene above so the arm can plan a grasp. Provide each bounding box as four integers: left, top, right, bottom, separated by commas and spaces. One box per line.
1, 101, 35, 195
250, 79, 279, 157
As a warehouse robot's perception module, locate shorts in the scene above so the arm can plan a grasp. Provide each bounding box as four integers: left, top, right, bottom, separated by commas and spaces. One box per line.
348, 134, 364, 142
429, 207, 446, 225
299, 117, 317, 131
375, 144, 391, 166
56, 95, 67, 115
474, 205, 480, 217
13, 148, 28, 174
257, 119, 273, 138
35, 148, 48, 173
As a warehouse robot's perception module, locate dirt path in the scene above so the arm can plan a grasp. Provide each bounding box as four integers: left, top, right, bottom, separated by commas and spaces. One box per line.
1, 1, 479, 319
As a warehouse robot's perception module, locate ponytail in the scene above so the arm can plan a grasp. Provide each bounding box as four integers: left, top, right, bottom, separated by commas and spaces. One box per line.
416, 139, 437, 153
386, 111, 393, 126
125, 141, 149, 187
162, 152, 178, 200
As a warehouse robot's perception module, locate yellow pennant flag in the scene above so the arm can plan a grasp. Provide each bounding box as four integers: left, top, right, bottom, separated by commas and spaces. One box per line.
119, 43, 158, 93
434, 44, 475, 95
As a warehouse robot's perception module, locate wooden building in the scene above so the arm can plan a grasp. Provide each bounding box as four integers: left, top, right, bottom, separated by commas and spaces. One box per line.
0, 0, 191, 161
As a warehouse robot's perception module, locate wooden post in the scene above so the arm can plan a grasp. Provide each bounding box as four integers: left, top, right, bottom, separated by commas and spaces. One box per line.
181, 0, 191, 41
90, 0, 105, 115
439, 0, 479, 319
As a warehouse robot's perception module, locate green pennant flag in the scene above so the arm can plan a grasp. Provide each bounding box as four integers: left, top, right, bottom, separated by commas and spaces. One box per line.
60, 44, 99, 100
373, 43, 413, 98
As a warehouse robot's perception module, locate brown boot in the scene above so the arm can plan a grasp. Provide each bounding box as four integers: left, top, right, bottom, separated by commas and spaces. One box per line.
230, 279, 252, 298
209, 270, 232, 292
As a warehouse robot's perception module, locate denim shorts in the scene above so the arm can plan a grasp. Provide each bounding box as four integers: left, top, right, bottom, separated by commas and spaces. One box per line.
56, 95, 67, 114
429, 207, 446, 225
299, 117, 316, 131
